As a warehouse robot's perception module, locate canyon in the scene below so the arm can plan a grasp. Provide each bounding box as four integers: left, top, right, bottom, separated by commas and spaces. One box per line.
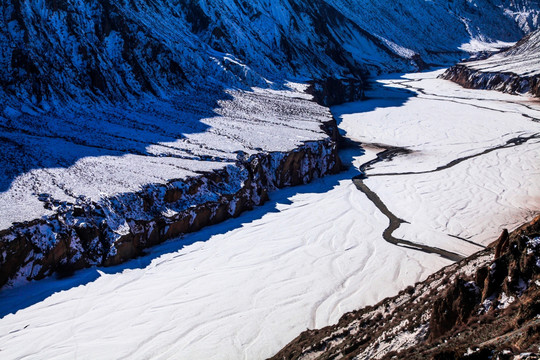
0, 1, 540, 359
0, 70, 538, 359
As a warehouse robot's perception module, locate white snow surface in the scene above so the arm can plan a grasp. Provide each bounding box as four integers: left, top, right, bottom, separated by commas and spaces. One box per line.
0, 71, 539, 359
337, 70, 540, 245
459, 39, 516, 53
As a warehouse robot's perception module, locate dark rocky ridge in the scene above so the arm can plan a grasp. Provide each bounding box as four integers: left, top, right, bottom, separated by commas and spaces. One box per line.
306, 78, 366, 107
441, 64, 540, 98
271, 215, 540, 360
0, 120, 342, 289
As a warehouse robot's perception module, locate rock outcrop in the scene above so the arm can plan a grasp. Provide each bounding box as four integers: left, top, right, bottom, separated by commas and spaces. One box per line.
441, 29, 540, 98
271, 215, 540, 360
306, 78, 366, 107
441, 64, 540, 98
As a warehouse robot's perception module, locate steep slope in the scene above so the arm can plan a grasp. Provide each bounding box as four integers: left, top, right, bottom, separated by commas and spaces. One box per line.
1, 0, 539, 111
0, 86, 343, 288
0, 0, 394, 111
324, 0, 539, 63
271, 215, 540, 360
441, 29, 540, 97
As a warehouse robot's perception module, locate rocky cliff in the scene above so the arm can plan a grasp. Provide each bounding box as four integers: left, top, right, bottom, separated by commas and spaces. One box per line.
0, 116, 342, 288
441, 29, 540, 97
271, 215, 540, 360
0, 81, 346, 289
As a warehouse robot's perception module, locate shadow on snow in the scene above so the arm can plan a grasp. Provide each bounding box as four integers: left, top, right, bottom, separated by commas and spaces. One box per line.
0, 74, 418, 318
0, 161, 358, 318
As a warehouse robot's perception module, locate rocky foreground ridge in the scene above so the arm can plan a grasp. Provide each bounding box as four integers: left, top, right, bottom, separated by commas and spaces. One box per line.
441, 29, 540, 98
271, 215, 540, 360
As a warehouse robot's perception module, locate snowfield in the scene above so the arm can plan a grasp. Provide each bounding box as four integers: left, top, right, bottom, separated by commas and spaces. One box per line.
0, 71, 539, 359
0, 87, 330, 230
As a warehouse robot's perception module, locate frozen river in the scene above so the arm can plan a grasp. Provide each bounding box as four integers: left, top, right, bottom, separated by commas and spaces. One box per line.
1, 70, 539, 359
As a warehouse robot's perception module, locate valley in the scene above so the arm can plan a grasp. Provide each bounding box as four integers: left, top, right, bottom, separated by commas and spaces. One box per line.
0, 70, 538, 359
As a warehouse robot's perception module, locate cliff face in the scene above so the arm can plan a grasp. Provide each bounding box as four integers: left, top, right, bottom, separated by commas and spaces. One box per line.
0, 79, 347, 289
441, 29, 540, 97
0, 119, 341, 288
441, 64, 540, 98
271, 215, 540, 360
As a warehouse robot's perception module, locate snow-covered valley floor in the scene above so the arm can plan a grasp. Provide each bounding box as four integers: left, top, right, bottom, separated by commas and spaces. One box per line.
0, 70, 539, 359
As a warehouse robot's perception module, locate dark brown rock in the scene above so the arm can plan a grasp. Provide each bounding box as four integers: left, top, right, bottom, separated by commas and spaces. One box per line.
441, 64, 540, 98
428, 279, 480, 341
494, 228, 509, 259
306, 77, 367, 107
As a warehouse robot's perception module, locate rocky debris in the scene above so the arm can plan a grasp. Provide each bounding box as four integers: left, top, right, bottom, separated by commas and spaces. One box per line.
0, 119, 342, 289
270, 215, 540, 360
428, 278, 481, 341
441, 29, 540, 97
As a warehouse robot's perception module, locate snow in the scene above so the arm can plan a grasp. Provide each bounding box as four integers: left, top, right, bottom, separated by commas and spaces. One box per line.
0, 71, 538, 359
360, 323, 430, 360
335, 69, 540, 246
0, 87, 331, 230
1, 0, 538, 114
459, 39, 515, 53
498, 292, 516, 309
0, 163, 446, 360
465, 29, 540, 76
323, 0, 539, 66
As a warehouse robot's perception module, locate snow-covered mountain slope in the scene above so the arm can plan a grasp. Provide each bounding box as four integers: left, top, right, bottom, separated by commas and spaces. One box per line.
0, 86, 342, 288
322, 0, 538, 62
1, 0, 539, 111
442, 29, 540, 97
475, 28, 540, 77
